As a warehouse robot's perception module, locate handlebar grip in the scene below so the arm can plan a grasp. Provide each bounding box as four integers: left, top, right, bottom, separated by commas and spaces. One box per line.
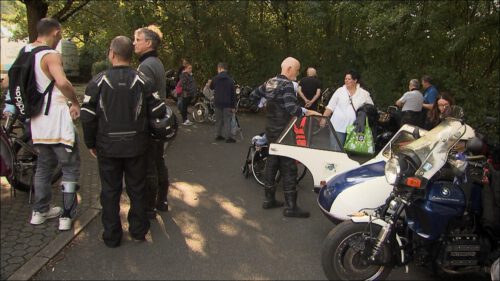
466, 155, 486, 161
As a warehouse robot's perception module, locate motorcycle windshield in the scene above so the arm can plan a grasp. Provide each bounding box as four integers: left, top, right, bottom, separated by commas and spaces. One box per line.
276, 116, 344, 152
402, 118, 467, 179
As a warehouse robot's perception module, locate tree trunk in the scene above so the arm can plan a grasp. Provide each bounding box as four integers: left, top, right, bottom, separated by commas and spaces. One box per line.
23, 0, 48, 42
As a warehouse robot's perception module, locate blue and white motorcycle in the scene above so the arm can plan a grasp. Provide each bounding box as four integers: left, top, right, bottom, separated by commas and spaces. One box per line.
321, 111, 500, 280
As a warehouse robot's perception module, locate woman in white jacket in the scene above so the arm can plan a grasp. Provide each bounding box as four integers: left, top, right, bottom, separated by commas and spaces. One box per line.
323, 70, 374, 149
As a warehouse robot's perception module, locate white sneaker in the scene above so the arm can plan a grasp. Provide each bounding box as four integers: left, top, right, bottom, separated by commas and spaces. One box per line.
183, 120, 193, 126
30, 206, 63, 225
58, 217, 72, 231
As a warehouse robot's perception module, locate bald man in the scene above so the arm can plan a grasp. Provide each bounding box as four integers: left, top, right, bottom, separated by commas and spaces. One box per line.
250, 57, 320, 218
298, 67, 322, 110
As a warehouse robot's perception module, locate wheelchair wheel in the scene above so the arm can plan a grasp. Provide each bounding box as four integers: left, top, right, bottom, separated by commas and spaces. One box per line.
273, 162, 307, 184
192, 102, 208, 123
251, 147, 307, 187
241, 146, 253, 178
251, 146, 268, 187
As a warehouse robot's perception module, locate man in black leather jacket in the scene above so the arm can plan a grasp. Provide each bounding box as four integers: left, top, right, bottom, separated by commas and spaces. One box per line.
134, 25, 171, 218
81, 36, 165, 247
250, 57, 320, 218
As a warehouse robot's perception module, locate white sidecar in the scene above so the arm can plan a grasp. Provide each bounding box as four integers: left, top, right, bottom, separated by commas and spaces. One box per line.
269, 116, 428, 223
269, 116, 360, 188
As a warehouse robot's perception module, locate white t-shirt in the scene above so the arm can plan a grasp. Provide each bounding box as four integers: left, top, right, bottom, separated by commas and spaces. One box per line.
326, 84, 373, 133
28, 44, 76, 147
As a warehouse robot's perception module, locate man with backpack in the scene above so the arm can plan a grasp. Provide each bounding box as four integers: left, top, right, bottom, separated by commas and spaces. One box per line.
8, 18, 81, 231
81, 36, 166, 248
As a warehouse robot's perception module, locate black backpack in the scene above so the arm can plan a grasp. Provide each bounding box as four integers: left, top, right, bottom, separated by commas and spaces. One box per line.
8, 45, 55, 119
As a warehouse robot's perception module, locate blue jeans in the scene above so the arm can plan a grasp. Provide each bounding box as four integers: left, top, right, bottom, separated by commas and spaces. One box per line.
215, 107, 233, 138
33, 141, 80, 213
177, 96, 183, 111
330, 131, 347, 151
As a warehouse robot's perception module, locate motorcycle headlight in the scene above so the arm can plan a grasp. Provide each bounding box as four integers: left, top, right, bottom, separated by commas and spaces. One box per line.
385, 156, 401, 185
236, 88, 241, 94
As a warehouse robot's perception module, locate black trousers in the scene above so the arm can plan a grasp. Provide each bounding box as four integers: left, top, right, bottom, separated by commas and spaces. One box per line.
181, 96, 192, 122
144, 138, 169, 210
400, 110, 422, 127
264, 154, 298, 192
97, 154, 150, 246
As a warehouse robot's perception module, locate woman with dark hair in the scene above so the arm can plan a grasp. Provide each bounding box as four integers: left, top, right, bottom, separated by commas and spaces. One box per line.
322, 70, 374, 149
423, 91, 455, 130
179, 63, 197, 125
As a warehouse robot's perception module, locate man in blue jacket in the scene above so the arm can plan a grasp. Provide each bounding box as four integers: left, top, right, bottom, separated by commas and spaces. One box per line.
208, 62, 236, 143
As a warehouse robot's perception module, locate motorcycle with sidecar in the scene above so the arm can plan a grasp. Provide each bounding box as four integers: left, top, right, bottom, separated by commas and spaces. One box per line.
320, 107, 500, 280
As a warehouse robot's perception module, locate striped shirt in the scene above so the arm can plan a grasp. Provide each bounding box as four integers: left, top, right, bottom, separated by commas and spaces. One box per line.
251, 74, 305, 117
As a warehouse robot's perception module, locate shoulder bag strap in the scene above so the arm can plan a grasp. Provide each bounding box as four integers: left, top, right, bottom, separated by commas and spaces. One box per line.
349, 95, 356, 113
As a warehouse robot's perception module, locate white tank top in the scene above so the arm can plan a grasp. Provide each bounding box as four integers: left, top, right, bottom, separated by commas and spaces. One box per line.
26, 44, 75, 147
25, 44, 65, 105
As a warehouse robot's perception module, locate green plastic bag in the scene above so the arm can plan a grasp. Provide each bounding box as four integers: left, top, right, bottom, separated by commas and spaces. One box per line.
343, 117, 375, 155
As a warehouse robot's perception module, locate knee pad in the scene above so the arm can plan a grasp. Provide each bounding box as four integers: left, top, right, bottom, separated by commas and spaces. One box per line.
61, 181, 79, 217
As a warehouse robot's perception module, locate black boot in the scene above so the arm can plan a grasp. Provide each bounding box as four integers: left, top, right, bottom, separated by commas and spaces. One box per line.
283, 191, 309, 218
262, 187, 284, 209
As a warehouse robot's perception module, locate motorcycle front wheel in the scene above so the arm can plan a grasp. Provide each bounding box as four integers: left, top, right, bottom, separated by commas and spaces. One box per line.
192, 102, 209, 123
322, 221, 392, 281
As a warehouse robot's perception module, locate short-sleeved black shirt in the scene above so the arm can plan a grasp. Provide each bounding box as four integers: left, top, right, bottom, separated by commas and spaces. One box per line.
299, 76, 322, 109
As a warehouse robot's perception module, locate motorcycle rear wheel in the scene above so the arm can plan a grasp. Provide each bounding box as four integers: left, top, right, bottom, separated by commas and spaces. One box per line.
192, 102, 209, 123
322, 221, 392, 281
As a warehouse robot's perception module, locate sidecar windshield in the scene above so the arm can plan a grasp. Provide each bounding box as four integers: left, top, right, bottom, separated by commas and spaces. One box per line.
402, 118, 466, 179
276, 116, 344, 152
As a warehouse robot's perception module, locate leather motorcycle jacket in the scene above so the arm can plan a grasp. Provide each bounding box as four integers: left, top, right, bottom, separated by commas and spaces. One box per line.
81, 66, 166, 158
251, 75, 304, 142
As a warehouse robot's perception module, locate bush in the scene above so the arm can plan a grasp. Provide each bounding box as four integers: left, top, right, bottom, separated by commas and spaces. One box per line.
91, 60, 111, 76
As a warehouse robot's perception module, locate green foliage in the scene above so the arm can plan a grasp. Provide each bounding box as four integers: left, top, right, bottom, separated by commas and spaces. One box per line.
4, 0, 499, 137
1, 1, 27, 39
91, 60, 111, 76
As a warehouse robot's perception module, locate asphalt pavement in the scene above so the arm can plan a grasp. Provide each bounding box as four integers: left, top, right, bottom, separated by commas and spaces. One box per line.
6, 105, 440, 280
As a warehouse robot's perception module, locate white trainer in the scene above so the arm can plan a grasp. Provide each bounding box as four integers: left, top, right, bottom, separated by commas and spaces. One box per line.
30, 206, 63, 225
58, 217, 72, 231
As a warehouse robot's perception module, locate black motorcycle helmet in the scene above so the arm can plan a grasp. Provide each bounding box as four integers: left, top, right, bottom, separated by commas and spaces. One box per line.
149, 105, 177, 140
